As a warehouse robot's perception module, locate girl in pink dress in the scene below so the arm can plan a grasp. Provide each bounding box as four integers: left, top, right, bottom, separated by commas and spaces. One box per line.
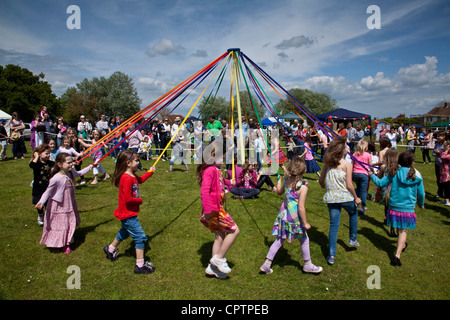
36, 153, 93, 253
196, 146, 240, 279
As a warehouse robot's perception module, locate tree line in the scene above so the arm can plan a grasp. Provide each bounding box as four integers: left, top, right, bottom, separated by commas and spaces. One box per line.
1, 64, 338, 125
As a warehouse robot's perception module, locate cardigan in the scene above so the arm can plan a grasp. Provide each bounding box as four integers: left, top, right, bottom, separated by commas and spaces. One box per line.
38, 165, 93, 204
201, 165, 230, 215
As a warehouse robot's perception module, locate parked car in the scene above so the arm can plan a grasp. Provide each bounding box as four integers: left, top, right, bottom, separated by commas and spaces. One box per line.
23, 123, 31, 140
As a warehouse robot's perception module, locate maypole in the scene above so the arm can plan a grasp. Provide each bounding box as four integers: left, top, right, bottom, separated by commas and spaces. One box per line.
230, 49, 246, 167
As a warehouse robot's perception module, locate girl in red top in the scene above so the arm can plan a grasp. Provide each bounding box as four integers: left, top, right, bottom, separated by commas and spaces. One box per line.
103, 149, 156, 274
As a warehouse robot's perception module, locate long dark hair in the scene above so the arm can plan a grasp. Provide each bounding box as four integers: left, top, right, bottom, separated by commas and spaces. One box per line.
34, 143, 50, 156
51, 152, 74, 181
324, 138, 347, 167
196, 142, 220, 186
112, 149, 139, 188
384, 148, 399, 177
398, 149, 416, 180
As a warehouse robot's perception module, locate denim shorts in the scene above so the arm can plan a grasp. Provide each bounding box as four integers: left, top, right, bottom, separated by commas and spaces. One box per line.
116, 216, 148, 250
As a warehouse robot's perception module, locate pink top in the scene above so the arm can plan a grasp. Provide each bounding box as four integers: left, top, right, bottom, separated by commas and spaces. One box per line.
304, 142, 314, 161
59, 146, 80, 158
226, 166, 243, 190
201, 166, 230, 215
440, 152, 450, 183
237, 170, 258, 188
352, 152, 372, 175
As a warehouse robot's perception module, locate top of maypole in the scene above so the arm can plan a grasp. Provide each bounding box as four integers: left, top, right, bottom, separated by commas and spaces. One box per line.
227, 48, 241, 52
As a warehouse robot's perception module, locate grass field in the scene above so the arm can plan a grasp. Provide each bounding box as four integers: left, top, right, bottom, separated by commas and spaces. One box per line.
0, 140, 449, 301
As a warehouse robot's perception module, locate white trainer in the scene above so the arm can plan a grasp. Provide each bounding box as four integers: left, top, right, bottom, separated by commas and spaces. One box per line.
210, 255, 231, 274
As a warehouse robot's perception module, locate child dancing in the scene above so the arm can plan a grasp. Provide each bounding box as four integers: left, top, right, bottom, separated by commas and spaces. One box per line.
36, 153, 93, 253
103, 150, 156, 274
197, 146, 240, 279
260, 157, 322, 274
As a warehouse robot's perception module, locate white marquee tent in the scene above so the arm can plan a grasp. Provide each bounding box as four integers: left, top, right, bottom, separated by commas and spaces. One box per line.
0, 110, 12, 135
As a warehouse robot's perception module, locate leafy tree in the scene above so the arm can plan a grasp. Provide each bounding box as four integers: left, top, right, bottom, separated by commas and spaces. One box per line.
275, 88, 338, 118
0, 64, 61, 121
60, 71, 141, 125
197, 91, 266, 122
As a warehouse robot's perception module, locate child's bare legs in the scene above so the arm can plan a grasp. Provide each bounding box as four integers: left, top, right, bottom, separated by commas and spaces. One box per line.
91, 175, 98, 184
213, 227, 240, 259
108, 239, 144, 267
395, 229, 408, 259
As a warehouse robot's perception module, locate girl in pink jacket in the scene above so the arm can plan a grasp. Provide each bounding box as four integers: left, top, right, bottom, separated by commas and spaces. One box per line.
196, 152, 240, 279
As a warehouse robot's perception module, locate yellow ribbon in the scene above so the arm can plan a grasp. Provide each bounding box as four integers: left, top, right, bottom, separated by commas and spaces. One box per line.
150, 51, 233, 171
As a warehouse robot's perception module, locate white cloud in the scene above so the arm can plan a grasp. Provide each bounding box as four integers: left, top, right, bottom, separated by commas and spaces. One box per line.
137, 77, 172, 94
275, 35, 317, 50
395, 56, 438, 87
146, 39, 186, 57
360, 72, 394, 91
292, 56, 450, 117
0, 26, 50, 55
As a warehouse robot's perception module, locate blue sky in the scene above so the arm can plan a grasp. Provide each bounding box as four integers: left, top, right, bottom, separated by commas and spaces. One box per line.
1, 0, 449, 119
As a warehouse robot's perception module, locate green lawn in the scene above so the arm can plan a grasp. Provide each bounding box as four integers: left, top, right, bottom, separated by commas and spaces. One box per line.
0, 141, 449, 301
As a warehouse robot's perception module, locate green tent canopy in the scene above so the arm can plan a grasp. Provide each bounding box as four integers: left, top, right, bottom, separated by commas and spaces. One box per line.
426, 121, 450, 127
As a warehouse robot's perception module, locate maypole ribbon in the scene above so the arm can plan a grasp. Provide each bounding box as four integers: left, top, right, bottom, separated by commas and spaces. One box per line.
78, 51, 230, 166
150, 51, 233, 170
231, 50, 245, 166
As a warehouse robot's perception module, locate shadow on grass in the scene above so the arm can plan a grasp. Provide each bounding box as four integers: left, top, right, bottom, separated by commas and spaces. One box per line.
425, 191, 450, 220
359, 227, 397, 261
72, 218, 115, 251
238, 199, 327, 271
121, 196, 200, 260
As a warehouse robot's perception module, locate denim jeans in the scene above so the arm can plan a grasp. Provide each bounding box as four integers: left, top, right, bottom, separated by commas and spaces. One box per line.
352, 173, 369, 207
327, 201, 358, 257
116, 216, 148, 250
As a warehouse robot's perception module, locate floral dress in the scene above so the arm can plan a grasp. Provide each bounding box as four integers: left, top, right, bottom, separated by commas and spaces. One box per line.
271, 181, 308, 242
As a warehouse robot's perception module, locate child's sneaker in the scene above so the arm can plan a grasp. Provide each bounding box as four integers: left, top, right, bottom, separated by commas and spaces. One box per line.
349, 240, 360, 247
210, 255, 231, 274
259, 263, 273, 274
103, 246, 118, 261
326, 256, 335, 265
134, 261, 156, 274
303, 263, 323, 273
205, 264, 227, 279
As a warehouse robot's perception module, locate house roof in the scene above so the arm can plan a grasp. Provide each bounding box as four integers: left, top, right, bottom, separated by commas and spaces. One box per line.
424, 104, 450, 116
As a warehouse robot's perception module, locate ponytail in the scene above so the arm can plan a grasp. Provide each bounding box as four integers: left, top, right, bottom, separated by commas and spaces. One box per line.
398, 149, 416, 181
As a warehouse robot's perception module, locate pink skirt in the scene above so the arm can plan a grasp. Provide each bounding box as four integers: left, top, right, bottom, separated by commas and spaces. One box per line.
386, 209, 416, 230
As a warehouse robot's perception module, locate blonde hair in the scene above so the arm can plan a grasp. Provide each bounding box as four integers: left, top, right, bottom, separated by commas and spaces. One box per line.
285, 157, 306, 189
355, 139, 368, 155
